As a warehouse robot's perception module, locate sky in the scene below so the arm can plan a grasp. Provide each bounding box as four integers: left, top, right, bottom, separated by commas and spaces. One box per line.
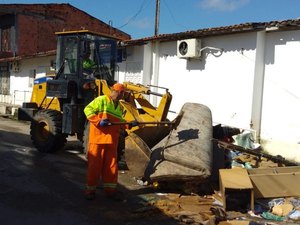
2, 0, 300, 39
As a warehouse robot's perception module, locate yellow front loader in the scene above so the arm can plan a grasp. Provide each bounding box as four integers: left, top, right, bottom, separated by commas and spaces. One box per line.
18, 30, 213, 184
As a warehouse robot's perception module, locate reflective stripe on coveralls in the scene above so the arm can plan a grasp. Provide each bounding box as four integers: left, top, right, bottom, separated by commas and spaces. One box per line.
84, 95, 125, 194
86, 143, 117, 193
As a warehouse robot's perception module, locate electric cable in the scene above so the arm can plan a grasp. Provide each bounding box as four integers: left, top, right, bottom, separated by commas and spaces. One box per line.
161, 0, 189, 31
118, 0, 151, 29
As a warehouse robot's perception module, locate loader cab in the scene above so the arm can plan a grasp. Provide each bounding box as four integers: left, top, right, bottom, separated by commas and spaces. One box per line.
43, 30, 119, 136
55, 30, 118, 85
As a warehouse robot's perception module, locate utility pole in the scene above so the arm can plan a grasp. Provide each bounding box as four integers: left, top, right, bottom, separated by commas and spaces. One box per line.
155, 0, 160, 36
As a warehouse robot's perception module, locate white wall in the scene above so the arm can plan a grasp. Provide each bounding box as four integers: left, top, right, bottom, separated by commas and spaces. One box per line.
158, 33, 257, 127
120, 30, 300, 162
9, 56, 55, 106
261, 30, 300, 161
121, 33, 257, 127
120, 46, 144, 84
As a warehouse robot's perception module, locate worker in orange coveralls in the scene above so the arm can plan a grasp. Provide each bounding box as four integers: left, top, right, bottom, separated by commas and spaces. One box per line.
83, 83, 138, 200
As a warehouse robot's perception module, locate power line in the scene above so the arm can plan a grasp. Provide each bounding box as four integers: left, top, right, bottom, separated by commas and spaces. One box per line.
161, 0, 189, 31
117, 0, 151, 29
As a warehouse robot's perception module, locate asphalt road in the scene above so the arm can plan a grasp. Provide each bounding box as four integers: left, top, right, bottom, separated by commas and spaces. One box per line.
0, 116, 179, 225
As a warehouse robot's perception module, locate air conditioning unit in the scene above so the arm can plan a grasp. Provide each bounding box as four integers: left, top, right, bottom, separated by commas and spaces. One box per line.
177, 38, 201, 59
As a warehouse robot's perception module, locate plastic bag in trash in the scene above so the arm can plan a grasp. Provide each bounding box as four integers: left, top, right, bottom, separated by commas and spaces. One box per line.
289, 210, 300, 221
261, 212, 284, 221
290, 198, 300, 208
268, 198, 285, 209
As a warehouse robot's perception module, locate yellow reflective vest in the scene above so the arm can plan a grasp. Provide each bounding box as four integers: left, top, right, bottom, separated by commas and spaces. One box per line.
84, 95, 125, 144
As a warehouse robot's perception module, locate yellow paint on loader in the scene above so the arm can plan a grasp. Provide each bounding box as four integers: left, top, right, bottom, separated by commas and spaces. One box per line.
30, 76, 60, 111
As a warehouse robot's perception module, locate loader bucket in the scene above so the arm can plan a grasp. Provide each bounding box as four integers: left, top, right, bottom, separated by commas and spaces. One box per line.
125, 132, 152, 177
124, 124, 171, 178
125, 103, 213, 182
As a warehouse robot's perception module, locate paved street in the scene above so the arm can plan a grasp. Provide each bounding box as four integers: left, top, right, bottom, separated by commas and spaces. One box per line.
0, 116, 178, 225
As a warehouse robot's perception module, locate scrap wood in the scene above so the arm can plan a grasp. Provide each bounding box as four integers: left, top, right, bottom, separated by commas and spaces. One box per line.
153, 194, 214, 210
212, 139, 300, 166
175, 194, 214, 204
151, 193, 216, 224
233, 154, 258, 167
162, 193, 181, 200
256, 160, 279, 168
176, 211, 215, 224
153, 198, 180, 215
179, 202, 213, 214
219, 221, 253, 225
233, 154, 281, 168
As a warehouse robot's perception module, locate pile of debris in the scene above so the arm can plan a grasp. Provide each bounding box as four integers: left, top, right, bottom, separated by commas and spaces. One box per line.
132, 191, 300, 224
131, 126, 300, 225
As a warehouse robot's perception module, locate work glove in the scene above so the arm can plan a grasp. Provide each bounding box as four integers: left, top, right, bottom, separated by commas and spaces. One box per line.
128, 120, 139, 129
99, 119, 110, 127
131, 121, 139, 127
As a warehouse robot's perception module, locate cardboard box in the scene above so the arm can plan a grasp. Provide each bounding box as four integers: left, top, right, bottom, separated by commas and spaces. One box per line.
219, 168, 254, 211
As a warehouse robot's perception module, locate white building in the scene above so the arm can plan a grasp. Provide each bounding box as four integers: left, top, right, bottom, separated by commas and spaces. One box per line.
118, 19, 300, 162
2, 18, 300, 163
2, 54, 56, 106
0, 3, 130, 114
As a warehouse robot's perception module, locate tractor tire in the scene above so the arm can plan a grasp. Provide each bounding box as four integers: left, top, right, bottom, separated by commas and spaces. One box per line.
30, 109, 66, 153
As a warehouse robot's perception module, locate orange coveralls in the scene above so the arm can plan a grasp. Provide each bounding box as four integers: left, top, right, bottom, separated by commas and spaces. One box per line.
84, 95, 125, 195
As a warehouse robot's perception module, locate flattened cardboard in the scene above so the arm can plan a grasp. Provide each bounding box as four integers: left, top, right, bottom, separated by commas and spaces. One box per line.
247, 166, 300, 198
219, 221, 250, 225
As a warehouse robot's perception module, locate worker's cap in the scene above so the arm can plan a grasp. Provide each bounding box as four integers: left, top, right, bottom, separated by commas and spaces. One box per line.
112, 83, 125, 92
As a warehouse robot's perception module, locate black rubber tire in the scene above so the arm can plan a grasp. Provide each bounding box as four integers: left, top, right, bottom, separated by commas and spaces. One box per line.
30, 109, 66, 153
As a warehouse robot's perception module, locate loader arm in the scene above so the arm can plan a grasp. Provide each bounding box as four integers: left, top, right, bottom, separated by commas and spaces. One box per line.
123, 82, 172, 122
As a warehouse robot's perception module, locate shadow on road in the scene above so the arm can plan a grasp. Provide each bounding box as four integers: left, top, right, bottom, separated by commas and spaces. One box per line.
0, 127, 180, 225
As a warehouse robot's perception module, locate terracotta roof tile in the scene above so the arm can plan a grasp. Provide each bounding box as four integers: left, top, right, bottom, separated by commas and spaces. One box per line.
124, 19, 300, 46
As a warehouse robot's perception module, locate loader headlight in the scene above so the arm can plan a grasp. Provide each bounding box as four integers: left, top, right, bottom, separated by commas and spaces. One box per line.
83, 82, 97, 90
89, 82, 96, 90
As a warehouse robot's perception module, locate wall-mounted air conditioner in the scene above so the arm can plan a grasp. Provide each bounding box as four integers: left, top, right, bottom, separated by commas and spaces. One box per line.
177, 38, 201, 59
